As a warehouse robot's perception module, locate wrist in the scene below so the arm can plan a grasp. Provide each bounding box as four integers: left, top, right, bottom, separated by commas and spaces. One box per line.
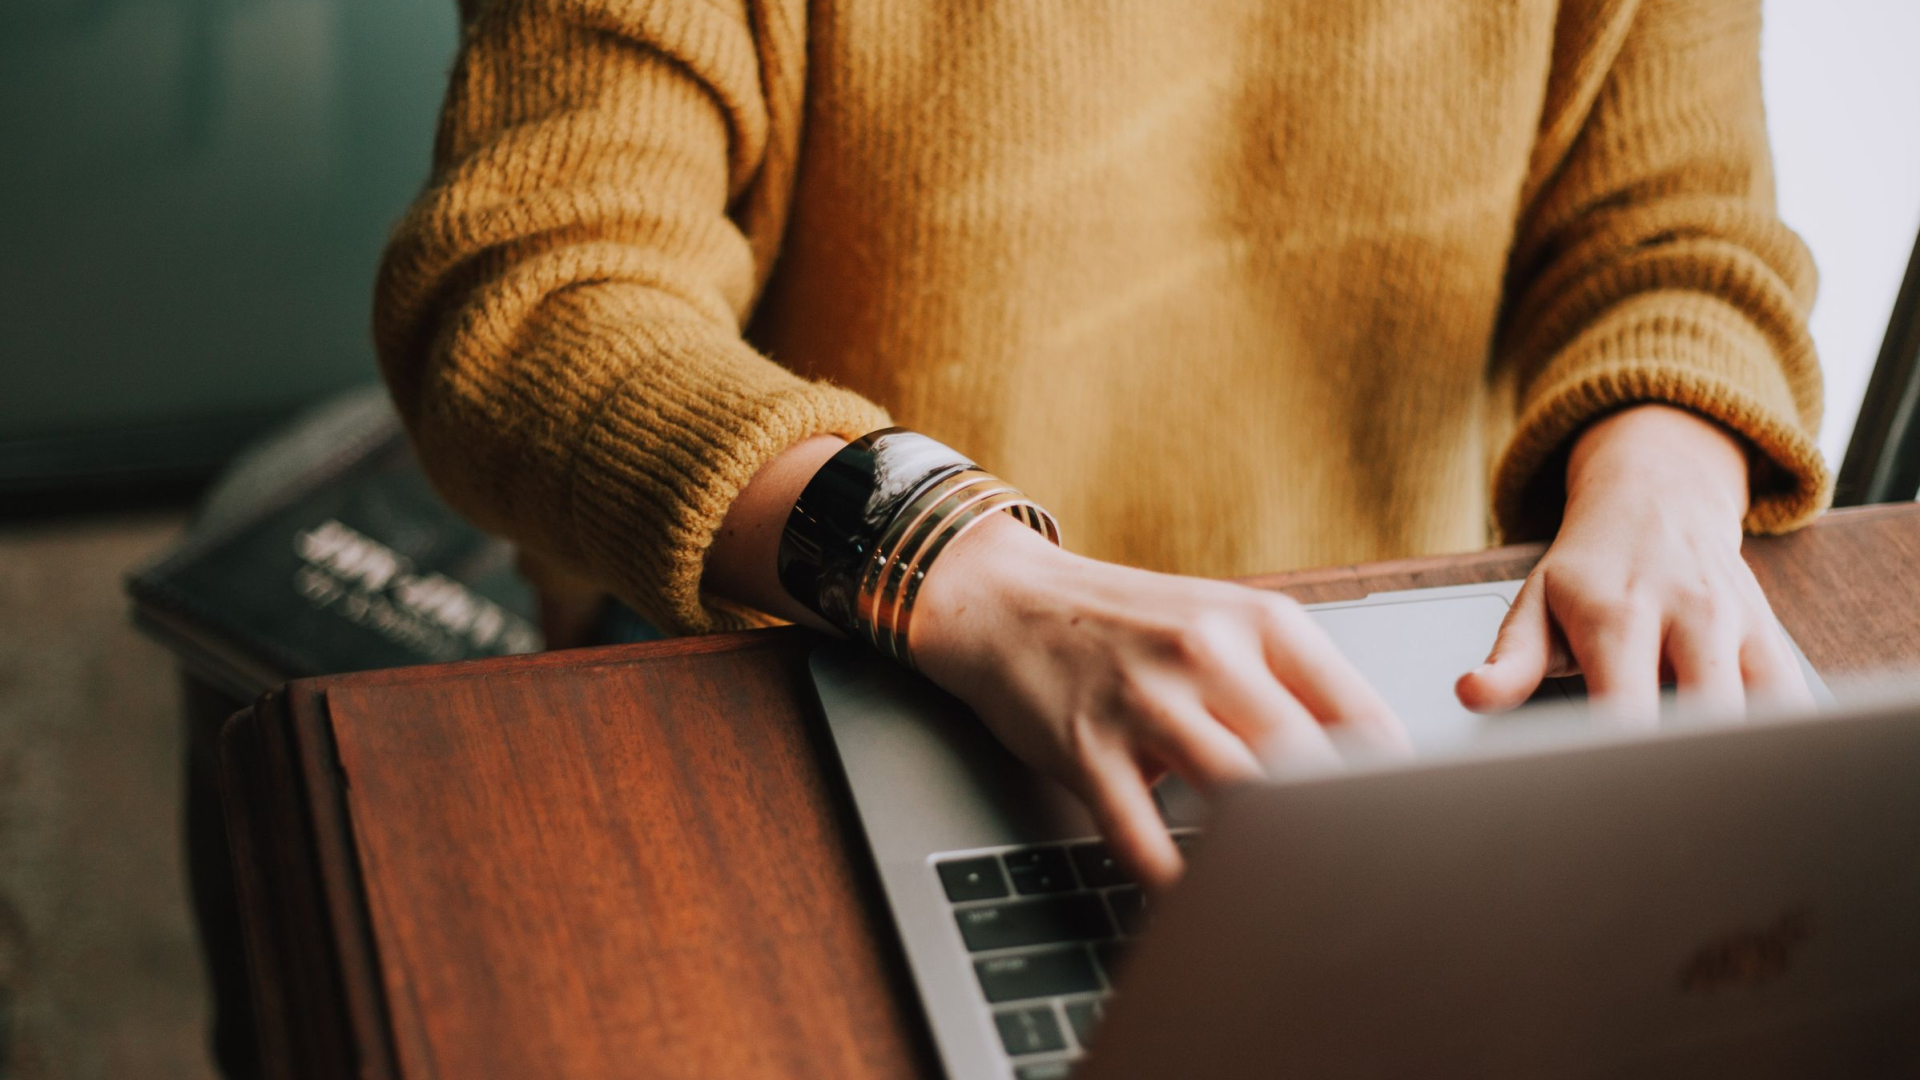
910, 510, 1069, 663
769, 427, 1062, 663
1566, 404, 1750, 522
703, 435, 849, 631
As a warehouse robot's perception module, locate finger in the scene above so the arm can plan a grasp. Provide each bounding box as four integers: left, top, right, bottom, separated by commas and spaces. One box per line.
1255, 599, 1396, 725
1570, 602, 1663, 724
1256, 603, 1410, 752
1073, 753, 1182, 890
1457, 574, 1551, 714
1663, 615, 1745, 717
1263, 708, 1347, 777
1741, 622, 1817, 711
1137, 704, 1268, 794
1202, 663, 1350, 772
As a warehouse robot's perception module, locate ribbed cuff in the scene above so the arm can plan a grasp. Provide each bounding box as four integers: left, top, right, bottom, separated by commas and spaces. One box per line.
1494, 304, 1831, 542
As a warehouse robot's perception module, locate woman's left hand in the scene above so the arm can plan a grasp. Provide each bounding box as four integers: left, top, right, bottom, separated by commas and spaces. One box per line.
1456, 403, 1814, 719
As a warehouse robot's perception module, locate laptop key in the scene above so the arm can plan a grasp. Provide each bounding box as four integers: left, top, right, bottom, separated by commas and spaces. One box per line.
1068, 842, 1131, 888
956, 895, 1114, 952
1064, 998, 1105, 1047
1015, 1063, 1075, 1080
936, 856, 1009, 902
975, 948, 1101, 1003
994, 1006, 1067, 1056
1004, 846, 1075, 894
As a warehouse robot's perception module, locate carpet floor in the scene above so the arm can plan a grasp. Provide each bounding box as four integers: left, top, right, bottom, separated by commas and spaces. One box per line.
0, 511, 216, 1080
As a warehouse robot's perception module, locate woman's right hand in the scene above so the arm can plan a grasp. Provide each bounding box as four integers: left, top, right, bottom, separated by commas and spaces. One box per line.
701, 435, 1407, 888
910, 513, 1409, 890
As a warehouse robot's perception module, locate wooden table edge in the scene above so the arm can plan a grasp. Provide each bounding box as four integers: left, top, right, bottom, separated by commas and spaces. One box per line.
221, 686, 401, 1080
217, 502, 1917, 1079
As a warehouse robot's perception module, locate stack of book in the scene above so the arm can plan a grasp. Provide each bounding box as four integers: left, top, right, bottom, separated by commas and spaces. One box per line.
127, 387, 543, 699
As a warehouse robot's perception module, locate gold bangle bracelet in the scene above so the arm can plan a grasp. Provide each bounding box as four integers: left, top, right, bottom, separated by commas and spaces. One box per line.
855, 470, 1002, 637
873, 484, 1024, 662
854, 472, 999, 660
847, 462, 1059, 667
853, 474, 1059, 666
883, 490, 1051, 665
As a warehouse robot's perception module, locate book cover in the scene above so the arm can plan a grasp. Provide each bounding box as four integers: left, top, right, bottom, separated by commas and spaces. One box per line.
128, 395, 543, 698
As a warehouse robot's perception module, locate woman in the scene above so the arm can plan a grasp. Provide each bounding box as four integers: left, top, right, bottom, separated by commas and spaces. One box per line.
375, 0, 1826, 886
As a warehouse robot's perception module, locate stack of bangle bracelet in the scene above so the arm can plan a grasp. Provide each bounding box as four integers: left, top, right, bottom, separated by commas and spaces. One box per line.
776, 428, 1061, 667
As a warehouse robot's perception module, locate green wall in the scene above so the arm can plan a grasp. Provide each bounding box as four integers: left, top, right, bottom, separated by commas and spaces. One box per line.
0, 0, 457, 490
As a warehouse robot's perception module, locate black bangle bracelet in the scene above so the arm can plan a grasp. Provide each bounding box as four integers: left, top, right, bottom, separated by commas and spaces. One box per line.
777, 429, 976, 631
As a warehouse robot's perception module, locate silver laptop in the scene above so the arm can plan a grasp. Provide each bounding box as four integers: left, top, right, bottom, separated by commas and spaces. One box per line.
808, 581, 1920, 1078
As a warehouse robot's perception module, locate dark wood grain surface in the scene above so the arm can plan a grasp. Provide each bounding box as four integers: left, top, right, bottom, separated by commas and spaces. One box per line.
223, 504, 1920, 1080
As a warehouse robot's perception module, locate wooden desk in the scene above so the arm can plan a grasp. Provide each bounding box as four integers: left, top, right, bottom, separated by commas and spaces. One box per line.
221, 504, 1920, 1080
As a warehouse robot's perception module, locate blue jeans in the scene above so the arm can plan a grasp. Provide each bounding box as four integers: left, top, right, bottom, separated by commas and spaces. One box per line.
597, 600, 667, 645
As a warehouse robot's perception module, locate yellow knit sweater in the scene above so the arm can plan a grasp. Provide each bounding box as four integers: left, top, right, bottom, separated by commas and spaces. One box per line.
375, 0, 1827, 635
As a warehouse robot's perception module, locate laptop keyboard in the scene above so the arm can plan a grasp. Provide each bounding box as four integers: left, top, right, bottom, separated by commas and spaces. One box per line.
933, 831, 1198, 1079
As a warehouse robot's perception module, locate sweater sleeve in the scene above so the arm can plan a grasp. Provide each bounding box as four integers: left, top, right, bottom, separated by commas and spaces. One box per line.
373, 0, 889, 634
1490, 0, 1829, 542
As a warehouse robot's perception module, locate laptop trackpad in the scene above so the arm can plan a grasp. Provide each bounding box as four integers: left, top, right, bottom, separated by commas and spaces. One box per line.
1158, 589, 1531, 827
1311, 591, 1549, 752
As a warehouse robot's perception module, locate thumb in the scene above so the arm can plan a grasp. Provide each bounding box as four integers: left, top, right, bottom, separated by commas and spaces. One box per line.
1456, 575, 1551, 714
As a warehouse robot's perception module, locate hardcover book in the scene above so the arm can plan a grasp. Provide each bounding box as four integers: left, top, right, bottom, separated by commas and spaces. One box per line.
127, 388, 543, 699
